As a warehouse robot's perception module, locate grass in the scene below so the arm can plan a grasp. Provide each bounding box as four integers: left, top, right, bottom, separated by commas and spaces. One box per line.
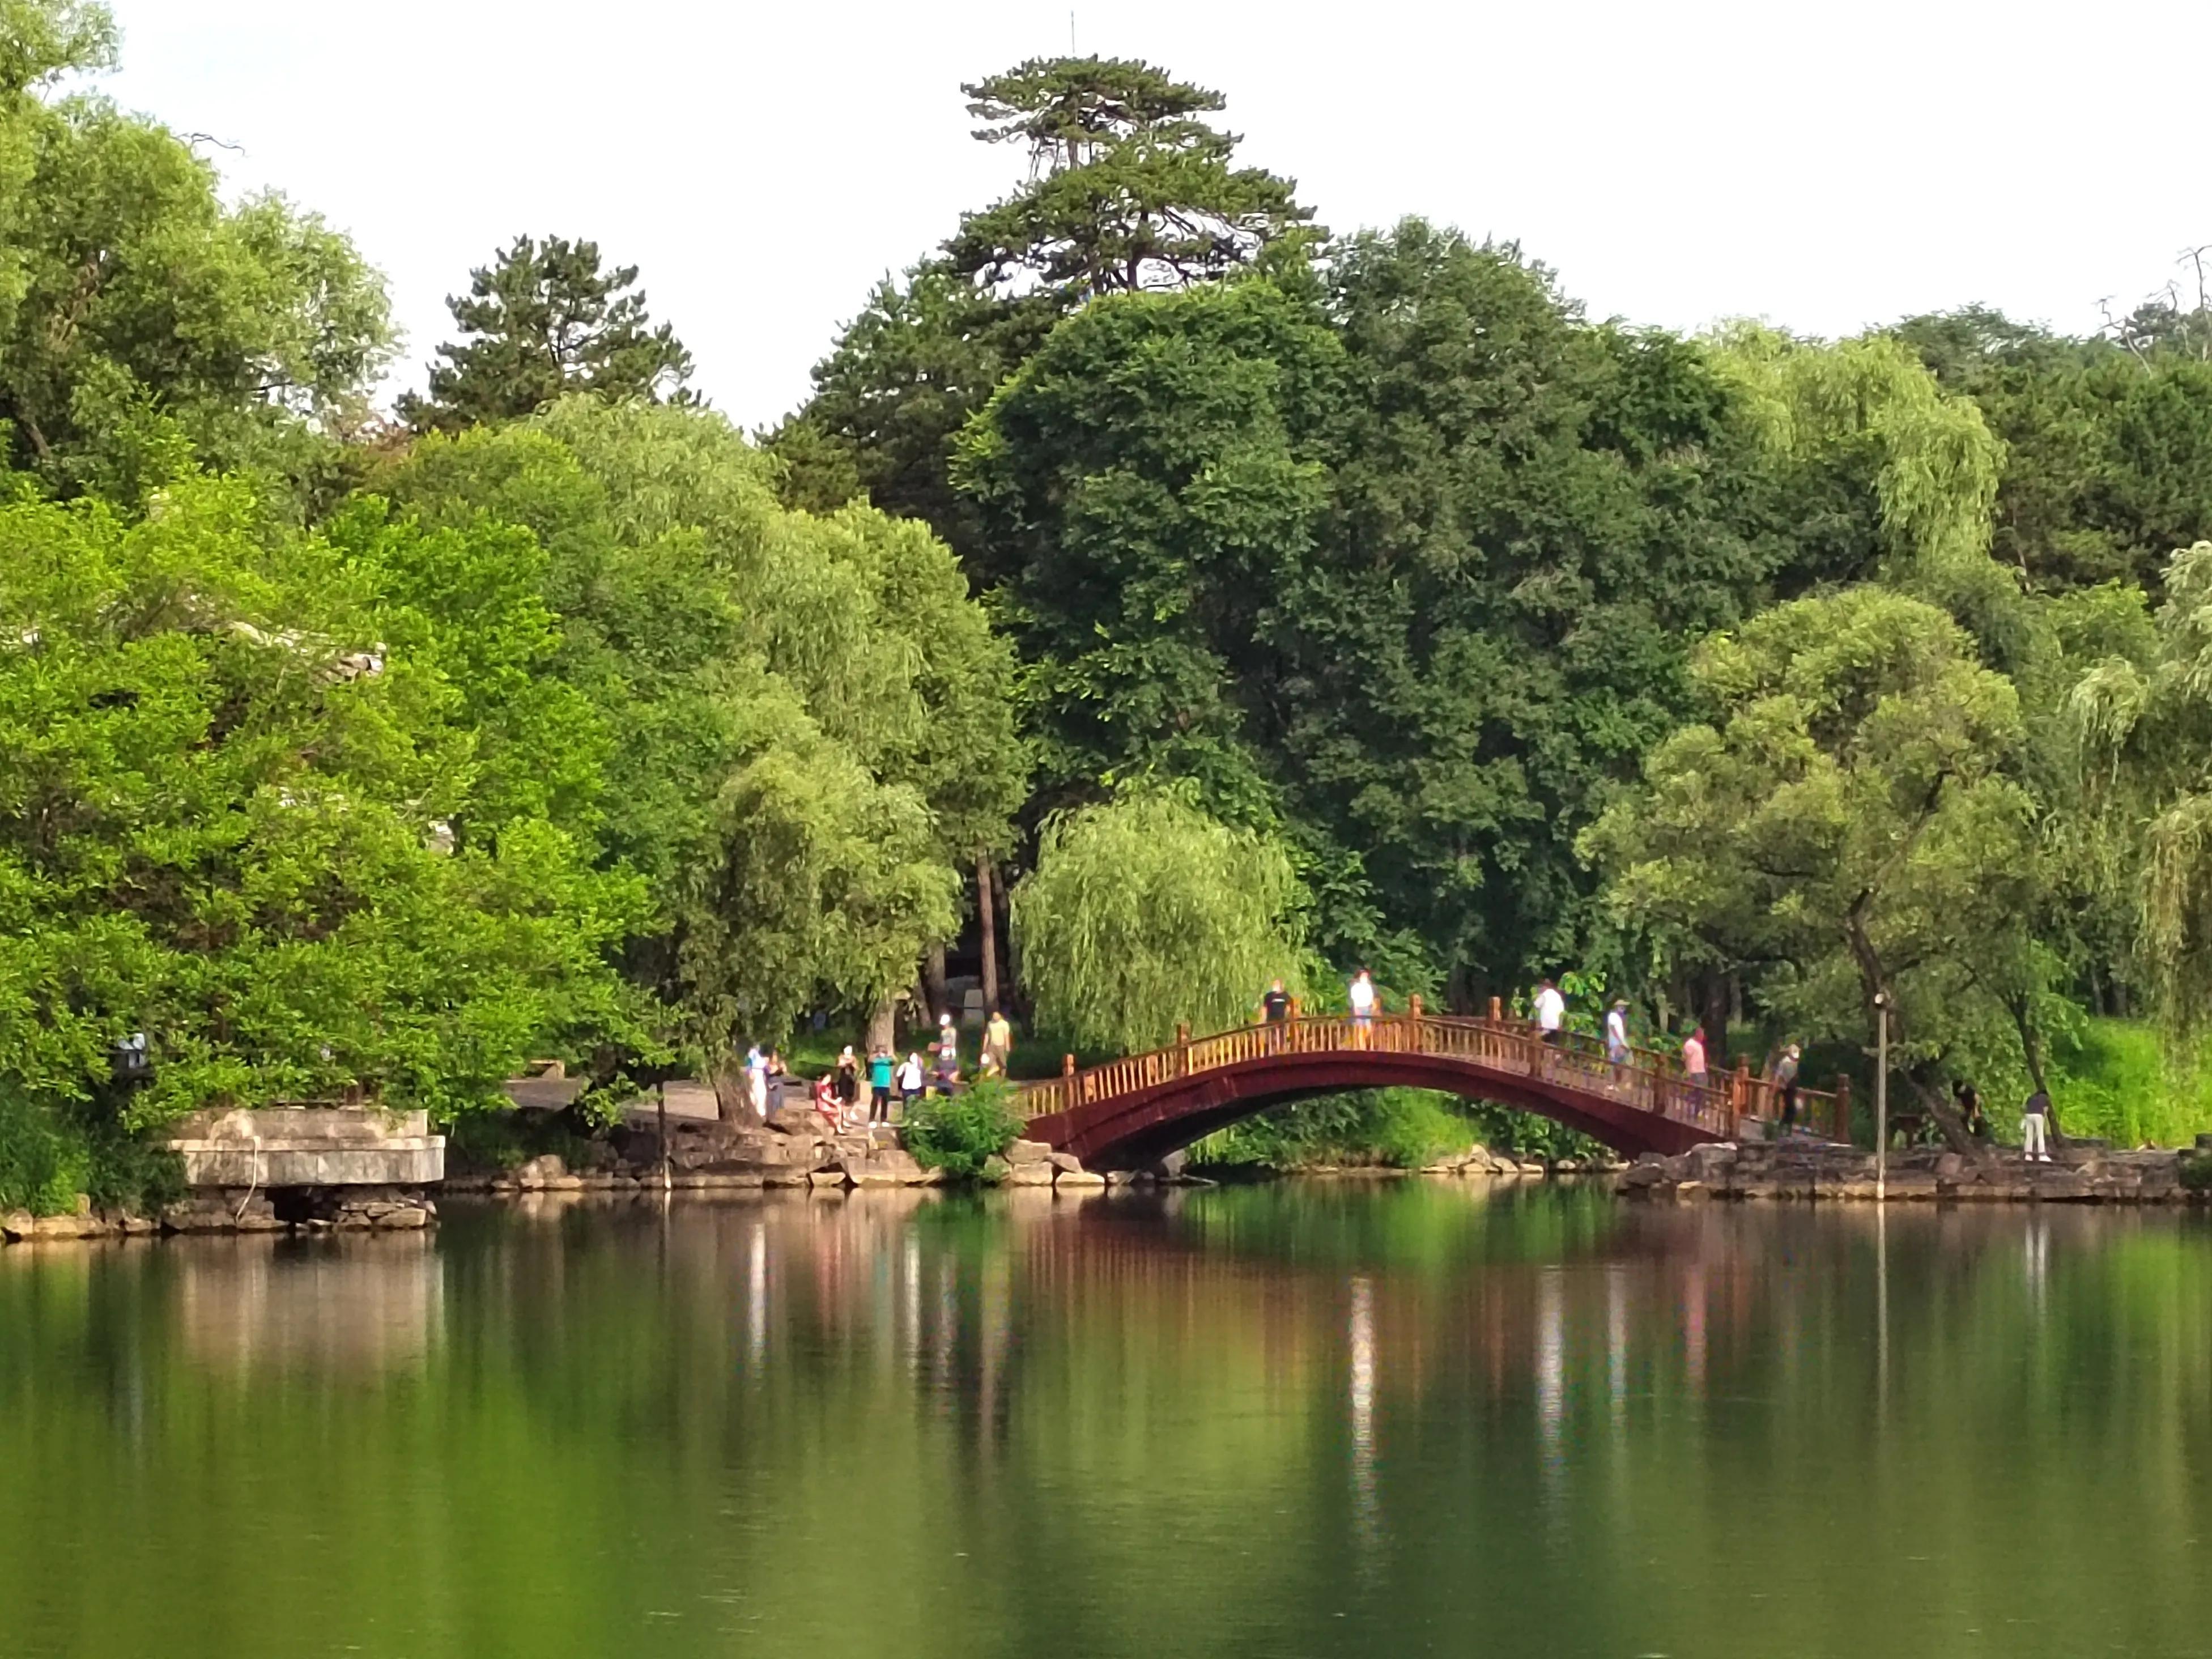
2045, 1018, 2212, 1148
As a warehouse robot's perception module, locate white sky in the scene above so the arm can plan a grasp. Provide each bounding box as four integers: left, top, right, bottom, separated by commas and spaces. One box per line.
104, 0, 2212, 431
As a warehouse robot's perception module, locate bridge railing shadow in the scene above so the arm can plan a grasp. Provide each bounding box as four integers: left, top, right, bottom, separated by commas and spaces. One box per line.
1022, 1014, 1842, 1145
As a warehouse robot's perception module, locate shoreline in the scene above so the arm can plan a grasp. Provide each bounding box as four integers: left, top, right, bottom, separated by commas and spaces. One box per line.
11, 1143, 2207, 1247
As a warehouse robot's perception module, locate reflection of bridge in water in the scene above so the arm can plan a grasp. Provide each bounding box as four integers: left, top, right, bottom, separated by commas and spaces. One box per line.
1022, 1010, 1847, 1169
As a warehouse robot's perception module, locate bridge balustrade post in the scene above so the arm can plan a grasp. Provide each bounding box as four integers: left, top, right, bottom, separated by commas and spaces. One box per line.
1062, 1053, 1076, 1114
1407, 994, 1422, 1053
1834, 1074, 1853, 1146
1488, 995, 1503, 1024
1176, 1022, 1190, 1078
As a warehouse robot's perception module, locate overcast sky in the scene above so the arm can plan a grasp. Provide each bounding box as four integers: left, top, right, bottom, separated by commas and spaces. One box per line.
101, 0, 2212, 431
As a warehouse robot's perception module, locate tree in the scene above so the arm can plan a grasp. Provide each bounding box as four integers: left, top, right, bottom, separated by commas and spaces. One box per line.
398, 236, 694, 435
959, 222, 1801, 1000
1583, 588, 2044, 1147
955, 273, 1341, 797
0, 475, 645, 1160
772, 54, 1311, 563
948, 56, 1314, 300
377, 398, 1024, 1092
1894, 307, 2212, 594
0, 12, 393, 496
2071, 541, 2212, 1030
1010, 792, 1304, 1056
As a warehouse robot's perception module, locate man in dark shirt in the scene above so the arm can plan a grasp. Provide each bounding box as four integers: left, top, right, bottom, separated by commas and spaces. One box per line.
1261, 979, 1291, 1051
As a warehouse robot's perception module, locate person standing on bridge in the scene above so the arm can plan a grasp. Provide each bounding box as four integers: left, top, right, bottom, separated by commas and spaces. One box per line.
1772, 1043, 1801, 1131
1261, 979, 1291, 1053
1682, 1026, 1709, 1091
1606, 999, 1631, 1073
1349, 968, 1377, 1048
1534, 979, 1566, 1048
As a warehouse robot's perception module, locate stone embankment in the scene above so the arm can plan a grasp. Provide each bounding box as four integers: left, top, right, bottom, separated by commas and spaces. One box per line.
4, 1186, 436, 1244
441, 1113, 1147, 1196
1616, 1137, 2212, 1203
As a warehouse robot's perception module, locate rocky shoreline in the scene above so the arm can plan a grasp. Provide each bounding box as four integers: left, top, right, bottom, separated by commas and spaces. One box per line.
11, 1118, 2210, 1245
1616, 1137, 2212, 1204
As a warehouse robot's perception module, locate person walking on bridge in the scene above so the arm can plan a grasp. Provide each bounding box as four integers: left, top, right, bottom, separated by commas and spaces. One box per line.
1349, 969, 1377, 1048
1682, 1026, 1709, 1091
1772, 1043, 1801, 1131
1261, 979, 1291, 1052
1533, 979, 1566, 1047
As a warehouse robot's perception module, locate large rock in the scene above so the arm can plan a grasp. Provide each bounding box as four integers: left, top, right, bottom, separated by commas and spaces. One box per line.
767, 1104, 826, 1137
1006, 1160, 1054, 1187
1005, 1139, 1054, 1166
981, 1155, 1012, 1184
1054, 1168, 1106, 1189
848, 1150, 938, 1187
2, 1210, 33, 1242
1686, 1143, 1738, 1181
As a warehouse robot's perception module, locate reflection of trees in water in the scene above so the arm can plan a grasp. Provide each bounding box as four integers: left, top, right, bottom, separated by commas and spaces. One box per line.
3, 1193, 2211, 1656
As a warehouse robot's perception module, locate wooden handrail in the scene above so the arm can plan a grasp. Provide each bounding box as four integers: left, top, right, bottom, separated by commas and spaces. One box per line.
1018, 1013, 1837, 1142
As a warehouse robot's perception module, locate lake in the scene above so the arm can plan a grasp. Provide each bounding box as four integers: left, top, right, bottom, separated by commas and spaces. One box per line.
2, 1183, 2207, 1658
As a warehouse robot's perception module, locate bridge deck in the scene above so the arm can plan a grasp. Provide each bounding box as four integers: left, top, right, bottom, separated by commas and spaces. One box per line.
1020, 1014, 1844, 1169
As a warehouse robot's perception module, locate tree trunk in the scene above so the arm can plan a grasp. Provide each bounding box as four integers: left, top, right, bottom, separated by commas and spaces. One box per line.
1844, 906, 1981, 1158
713, 1059, 746, 1123
923, 942, 948, 1023
1903, 1070, 1983, 1158
1699, 976, 1730, 1050
977, 853, 999, 1015
866, 994, 896, 1056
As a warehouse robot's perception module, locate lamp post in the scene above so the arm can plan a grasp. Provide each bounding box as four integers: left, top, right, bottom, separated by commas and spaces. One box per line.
1873, 992, 1890, 1203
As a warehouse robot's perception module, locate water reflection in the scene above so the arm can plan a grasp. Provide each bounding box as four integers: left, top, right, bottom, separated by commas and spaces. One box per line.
0, 1189, 2208, 1659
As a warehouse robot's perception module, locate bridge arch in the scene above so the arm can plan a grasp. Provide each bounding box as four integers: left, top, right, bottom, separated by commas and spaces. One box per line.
1018, 1015, 1837, 1171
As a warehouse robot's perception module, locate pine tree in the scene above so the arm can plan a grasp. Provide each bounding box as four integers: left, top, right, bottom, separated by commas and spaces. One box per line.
399, 235, 694, 433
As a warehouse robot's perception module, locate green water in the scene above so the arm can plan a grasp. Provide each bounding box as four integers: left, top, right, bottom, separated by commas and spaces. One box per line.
2, 1185, 2207, 1658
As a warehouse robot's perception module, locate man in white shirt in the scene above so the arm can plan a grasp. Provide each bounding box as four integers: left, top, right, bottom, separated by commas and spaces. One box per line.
1348, 968, 1377, 1047
1533, 979, 1566, 1047
1605, 999, 1631, 1077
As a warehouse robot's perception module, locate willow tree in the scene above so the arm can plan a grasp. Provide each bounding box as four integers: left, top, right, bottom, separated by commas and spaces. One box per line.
2073, 541, 2212, 1031
1010, 793, 1303, 1055
1712, 325, 2027, 652
1583, 588, 2044, 1148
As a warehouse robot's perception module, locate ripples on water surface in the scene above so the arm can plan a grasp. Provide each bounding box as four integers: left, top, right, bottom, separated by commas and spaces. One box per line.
2, 1183, 2208, 1658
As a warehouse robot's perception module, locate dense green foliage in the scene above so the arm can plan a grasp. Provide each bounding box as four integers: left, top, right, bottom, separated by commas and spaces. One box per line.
900, 1077, 1024, 1178
15, 5, 2212, 1207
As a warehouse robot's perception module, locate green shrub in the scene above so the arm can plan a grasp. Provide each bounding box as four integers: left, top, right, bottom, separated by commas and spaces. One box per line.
2180, 1152, 2212, 1193
1193, 1088, 1510, 1169
903, 1079, 1024, 1179
0, 1091, 182, 1217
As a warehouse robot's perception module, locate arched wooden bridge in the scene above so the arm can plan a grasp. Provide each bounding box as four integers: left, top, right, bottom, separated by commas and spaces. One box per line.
1020, 1012, 1846, 1171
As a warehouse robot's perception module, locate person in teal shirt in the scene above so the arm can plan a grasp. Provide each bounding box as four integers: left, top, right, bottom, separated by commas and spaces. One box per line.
868, 1047, 896, 1124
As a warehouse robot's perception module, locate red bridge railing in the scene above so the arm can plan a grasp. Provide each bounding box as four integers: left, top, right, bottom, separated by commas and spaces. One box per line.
1021, 1013, 1847, 1145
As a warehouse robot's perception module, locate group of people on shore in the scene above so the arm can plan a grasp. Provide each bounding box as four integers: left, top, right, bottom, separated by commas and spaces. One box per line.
736, 1007, 1016, 1133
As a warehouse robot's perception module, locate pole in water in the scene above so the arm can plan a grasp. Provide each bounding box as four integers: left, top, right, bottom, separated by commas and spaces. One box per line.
1873, 993, 1889, 1202
657, 1079, 671, 1196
